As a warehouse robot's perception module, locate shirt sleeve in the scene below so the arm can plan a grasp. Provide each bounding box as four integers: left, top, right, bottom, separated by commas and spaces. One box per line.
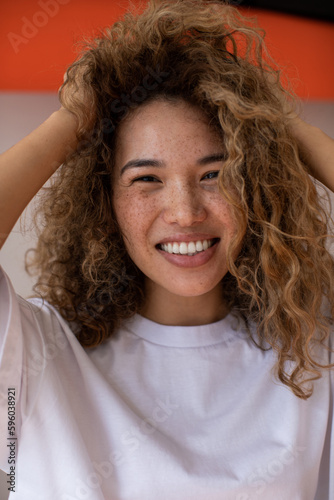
313, 317, 334, 500
0, 266, 25, 472
0, 265, 71, 473
327, 329, 334, 499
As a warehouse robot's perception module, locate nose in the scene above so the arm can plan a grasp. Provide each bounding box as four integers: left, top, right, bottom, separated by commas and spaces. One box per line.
162, 184, 207, 227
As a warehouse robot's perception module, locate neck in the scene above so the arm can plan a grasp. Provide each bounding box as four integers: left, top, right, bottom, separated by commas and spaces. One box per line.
140, 279, 229, 326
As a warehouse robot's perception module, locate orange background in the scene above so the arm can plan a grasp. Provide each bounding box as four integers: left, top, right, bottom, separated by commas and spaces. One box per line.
1, 0, 334, 98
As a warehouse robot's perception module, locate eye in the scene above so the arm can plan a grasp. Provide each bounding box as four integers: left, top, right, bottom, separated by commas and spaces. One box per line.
202, 171, 219, 180
132, 176, 160, 183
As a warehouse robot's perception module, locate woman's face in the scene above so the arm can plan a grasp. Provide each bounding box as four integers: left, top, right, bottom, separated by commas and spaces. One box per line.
112, 99, 240, 303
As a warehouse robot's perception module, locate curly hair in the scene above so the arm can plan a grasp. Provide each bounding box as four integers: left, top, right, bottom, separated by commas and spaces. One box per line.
26, 0, 334, 398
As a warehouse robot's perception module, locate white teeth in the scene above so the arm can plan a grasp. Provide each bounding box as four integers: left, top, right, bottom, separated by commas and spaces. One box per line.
179, 242, 188, 255
188, 242, 196, 253
159, 239, 216, 256
195, 241, 203, 252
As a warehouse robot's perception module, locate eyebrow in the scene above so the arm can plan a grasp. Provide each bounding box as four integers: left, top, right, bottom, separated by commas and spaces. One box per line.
120, 153, 226, 176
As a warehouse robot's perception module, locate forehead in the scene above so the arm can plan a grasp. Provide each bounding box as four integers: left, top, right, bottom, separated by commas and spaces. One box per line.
114, 99, 222, 164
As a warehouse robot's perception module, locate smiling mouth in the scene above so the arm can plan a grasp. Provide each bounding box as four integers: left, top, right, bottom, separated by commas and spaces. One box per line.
156, 238, 220, 256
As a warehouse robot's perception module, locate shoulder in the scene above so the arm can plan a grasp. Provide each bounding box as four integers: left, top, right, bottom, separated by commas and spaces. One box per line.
0, 265, 79, 353
17, 296, 81, 356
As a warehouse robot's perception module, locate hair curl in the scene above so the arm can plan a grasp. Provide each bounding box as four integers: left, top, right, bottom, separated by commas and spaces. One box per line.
26, 0, 334, 398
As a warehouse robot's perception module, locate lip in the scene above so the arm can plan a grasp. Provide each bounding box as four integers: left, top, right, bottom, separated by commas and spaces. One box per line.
157, 233, 220, 245
156, 238, 220, 268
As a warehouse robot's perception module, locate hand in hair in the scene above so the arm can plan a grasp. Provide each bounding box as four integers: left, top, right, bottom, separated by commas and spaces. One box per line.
264, 69, 334, 193
59, 56, 97, 134
288, 115, 334, 193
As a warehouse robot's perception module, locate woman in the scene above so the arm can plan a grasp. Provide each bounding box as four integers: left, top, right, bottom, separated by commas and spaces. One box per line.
0, 1, 333, 498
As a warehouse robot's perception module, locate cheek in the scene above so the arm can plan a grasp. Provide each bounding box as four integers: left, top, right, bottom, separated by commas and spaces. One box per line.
212, 197, 236, 231
212, 199, 243, 257
113, 191, 158, 247
220, 203, 246, 258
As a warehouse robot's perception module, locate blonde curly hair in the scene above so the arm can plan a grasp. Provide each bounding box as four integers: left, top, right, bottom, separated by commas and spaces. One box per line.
26, 0, 334, 399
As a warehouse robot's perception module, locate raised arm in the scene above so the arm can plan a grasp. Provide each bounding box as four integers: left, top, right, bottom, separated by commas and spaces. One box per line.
0, 107, 79, 250
289, 115, 334, 193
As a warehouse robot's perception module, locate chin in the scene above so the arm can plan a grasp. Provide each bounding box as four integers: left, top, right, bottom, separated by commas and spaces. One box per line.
159, 279, 223, 298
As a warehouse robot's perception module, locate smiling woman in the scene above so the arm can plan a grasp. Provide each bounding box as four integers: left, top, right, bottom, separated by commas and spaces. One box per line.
112, 99, 240, 325
0, 0, 334, 499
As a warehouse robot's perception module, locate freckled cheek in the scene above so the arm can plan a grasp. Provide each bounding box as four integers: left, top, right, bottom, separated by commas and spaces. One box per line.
218, 202, 246, 257
113, 195, 159, 250
213, 202, 243, 258
212, 198, 236, 230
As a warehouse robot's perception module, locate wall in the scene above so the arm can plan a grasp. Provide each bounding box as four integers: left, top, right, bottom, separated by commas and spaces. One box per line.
2, 1, 334, 98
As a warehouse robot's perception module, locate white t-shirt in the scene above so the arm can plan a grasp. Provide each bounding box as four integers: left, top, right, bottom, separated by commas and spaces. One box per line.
0, 265, 333, 500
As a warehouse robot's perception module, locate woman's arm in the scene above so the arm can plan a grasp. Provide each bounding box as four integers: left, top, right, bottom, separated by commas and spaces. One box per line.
0, 108, 78, 250
289, 115, 334, 193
